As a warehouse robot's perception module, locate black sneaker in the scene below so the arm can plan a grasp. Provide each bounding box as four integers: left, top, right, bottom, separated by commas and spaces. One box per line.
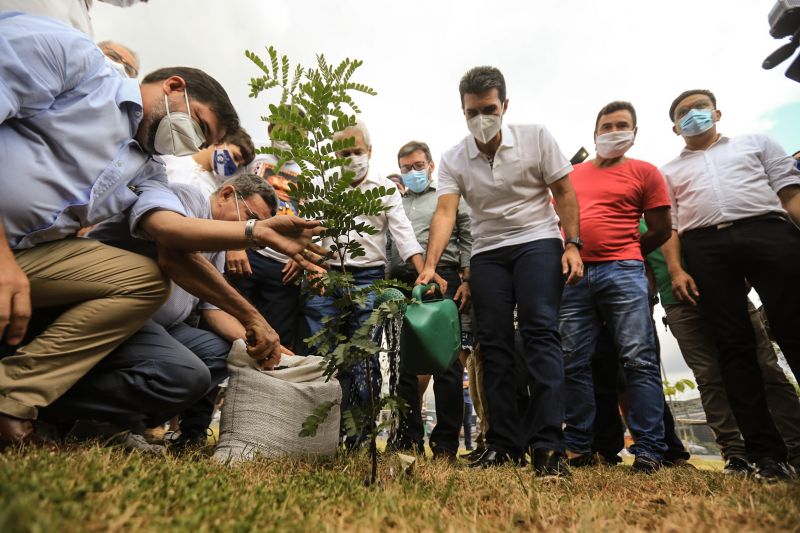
722, 457, 753, 476
165, 430, 208, 455
533, 448, 571, 479
631, 455, 661, 474
467, 449, 524, 468
753, 457, 795, 483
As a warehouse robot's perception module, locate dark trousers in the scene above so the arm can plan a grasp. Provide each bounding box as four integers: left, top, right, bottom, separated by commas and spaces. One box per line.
591, 323, 689, 462
463, 401, 474, 449
39, 320, 216, 433
166, 322, 230, 434
470, 238, 566, 455
681, 217, 800, 461
394, 267, 465, 453
229, 251, 305, 353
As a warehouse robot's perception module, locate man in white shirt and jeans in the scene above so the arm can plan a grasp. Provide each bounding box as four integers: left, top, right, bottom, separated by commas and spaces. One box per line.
661, 89, 800, 482
417, 66, 583, 476
305, 121, 441, 441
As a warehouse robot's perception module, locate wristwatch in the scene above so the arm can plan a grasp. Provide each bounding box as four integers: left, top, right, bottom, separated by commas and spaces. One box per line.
564, 236, 583, 250
245, 219, 258, 249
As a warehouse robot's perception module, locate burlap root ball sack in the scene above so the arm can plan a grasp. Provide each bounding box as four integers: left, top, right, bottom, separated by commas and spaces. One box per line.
213, 340, 341, 463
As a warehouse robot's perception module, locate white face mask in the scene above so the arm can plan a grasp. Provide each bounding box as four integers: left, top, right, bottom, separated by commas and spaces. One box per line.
345, 153, 370, 183
105, 56, 131, 78
153, 90, 206, 156
467, 114, 502, 144
595, 130, 635, 159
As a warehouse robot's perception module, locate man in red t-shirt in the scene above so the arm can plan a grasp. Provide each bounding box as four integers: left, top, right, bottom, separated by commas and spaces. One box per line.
559, 101, 673, 473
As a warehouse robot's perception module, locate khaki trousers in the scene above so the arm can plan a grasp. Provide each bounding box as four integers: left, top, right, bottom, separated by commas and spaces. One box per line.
466, 344, 488, 447
0, 238, 169, 419
664, 301, 800, 461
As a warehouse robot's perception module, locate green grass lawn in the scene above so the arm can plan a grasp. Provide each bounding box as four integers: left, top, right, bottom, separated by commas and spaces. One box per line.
1, 445, 798, 532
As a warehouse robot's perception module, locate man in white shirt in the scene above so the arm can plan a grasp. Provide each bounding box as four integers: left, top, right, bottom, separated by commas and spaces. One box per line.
417, 66, 582, 476
305, 121, 438, 432
661, 88, 800, 482
164, 127, 255, 197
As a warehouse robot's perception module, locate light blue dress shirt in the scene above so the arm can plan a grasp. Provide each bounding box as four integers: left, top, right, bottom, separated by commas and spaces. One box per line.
0, 12, 185, 250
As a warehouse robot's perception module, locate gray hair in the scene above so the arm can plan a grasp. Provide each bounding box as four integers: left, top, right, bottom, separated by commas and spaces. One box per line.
217, 173, 278, 217
97, 40, 140, 71
333, 119, 371, 149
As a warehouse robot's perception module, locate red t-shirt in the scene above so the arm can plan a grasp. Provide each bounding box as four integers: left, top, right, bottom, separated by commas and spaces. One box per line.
569, 158, 670, 262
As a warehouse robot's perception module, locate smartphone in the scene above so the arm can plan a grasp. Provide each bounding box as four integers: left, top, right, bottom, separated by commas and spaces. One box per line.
570, 147, 589, 165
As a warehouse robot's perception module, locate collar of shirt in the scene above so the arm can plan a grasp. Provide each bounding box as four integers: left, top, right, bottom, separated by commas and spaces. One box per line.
678, 133, 728, 156
116, 78, 145, 135
465, 124, 515, 161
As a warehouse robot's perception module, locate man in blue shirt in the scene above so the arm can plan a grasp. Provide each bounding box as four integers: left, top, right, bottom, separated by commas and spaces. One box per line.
0, 12, 321, 445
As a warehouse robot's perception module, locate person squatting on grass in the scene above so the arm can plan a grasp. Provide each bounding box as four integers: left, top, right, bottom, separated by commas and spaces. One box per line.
0, 12, 321, 449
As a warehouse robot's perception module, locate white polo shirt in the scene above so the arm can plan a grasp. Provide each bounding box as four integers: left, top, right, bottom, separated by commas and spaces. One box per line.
661, 134, 800, 234
315, 170, 423, 268
437, 124, 572, 256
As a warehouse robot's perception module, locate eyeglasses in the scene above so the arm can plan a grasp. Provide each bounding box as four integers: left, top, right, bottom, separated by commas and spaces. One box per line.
399, 161, 429, 173
101, 47, 139, 78
235, 191, 260, 220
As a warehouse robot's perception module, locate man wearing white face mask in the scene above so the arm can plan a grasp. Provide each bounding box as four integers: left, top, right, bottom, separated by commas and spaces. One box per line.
660, 89, 800, 482
417, 66, 582, 476
0, 14, 321, 446
306, 121, 442, 429
558, 101, 672, 473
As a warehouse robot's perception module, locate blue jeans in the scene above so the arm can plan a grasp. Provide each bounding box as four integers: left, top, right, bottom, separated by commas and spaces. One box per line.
305, 267, 384, 417
470, 238, 566, 456
559, 260, 666, 460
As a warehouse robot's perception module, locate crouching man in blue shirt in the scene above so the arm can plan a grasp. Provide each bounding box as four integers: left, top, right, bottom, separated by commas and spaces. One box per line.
0, 12, 321, 447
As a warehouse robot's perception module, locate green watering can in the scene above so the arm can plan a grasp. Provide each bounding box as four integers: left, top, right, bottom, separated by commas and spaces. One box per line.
400, 283, 461, 375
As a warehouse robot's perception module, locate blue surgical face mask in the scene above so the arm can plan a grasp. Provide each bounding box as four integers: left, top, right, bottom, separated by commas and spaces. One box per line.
212, 146, 238, 177
679, 108, 715, 138
402, 169, 430, 193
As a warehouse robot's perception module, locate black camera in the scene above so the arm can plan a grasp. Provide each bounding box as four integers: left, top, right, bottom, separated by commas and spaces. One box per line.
763, 0, 800, 82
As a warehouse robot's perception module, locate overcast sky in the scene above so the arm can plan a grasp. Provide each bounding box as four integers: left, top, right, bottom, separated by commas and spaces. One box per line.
93, 0, 800, 395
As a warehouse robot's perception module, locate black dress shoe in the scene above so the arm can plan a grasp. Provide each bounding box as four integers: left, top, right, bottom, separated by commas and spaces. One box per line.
431, 444, 457, 462
754, 457, 795, 483
566, 452, 597, 468
468, 449, 522, 468
461, 446, 486, 461
533, 448, 571, 479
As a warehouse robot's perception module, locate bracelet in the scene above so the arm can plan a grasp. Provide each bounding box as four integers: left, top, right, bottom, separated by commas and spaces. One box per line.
244, 219, 257, 249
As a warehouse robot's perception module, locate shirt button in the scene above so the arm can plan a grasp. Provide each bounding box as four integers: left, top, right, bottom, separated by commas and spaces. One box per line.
116, 161, 124, 167
135, 111, 142, 118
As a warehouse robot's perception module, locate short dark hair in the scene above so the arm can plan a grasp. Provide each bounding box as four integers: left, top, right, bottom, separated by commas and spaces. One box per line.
218, 173, 278, 217
225, 127, 256, 165
142, 67, 239, 138
595, 101, 637, 131
459, 66, 506, 107
668, 89, 717, 121
397, 141, 432, 164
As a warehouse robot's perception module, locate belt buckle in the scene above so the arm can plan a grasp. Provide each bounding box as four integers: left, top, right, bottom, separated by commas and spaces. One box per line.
715, 222, 734, 230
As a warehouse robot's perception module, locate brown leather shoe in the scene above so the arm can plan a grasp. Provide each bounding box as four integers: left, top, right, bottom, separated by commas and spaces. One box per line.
0, 413, 34, 447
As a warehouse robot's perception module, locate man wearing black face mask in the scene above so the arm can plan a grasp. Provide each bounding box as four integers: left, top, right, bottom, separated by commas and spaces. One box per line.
0, 13, 322, 447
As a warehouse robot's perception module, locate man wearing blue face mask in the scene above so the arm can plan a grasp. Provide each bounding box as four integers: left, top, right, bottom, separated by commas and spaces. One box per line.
660, 89, 800, 482
388, 140, 473, 460
164, 127, 255, 197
